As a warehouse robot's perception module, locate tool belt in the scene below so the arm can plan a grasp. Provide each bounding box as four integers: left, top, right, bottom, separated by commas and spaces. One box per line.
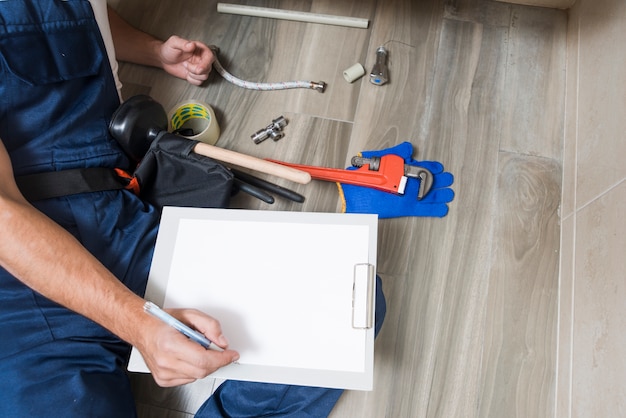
15, 134, 234, 210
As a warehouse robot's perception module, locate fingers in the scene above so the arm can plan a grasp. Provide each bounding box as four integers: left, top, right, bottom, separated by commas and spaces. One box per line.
162, 36, 214, 86
143, 308, 240, 387
152, 344, 240, 387
171, 308, 230, 349
183, 42, 214, 85
184, 61, 210, 85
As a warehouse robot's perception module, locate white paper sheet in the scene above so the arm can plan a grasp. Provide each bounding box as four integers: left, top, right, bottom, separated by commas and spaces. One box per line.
128, 207, 378, 390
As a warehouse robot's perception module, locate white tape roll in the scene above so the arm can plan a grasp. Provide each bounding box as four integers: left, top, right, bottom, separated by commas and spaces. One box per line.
168, 100, 220, 145
343, 63, 366, 83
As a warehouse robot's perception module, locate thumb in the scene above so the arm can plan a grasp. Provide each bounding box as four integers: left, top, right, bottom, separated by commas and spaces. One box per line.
163, 35, 191, 53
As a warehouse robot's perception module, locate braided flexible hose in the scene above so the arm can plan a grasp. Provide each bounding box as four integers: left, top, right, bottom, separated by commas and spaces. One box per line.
210, 47, 326, 93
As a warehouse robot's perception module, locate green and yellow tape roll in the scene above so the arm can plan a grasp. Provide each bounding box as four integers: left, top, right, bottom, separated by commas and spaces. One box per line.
168, 100, 220, 145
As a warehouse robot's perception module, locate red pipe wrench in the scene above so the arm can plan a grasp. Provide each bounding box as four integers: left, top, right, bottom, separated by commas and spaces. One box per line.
268, 154, 434, 199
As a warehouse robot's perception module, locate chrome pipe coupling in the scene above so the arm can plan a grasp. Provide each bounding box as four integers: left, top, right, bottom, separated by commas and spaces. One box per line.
251, 116, 288, 144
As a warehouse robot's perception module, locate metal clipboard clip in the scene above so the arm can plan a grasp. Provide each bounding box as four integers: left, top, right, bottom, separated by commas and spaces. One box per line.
352, 263, 375, 329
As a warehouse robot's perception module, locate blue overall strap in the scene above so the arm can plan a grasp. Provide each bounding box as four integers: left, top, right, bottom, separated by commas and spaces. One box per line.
0, 0, 129, 175
0, 1, 154, 417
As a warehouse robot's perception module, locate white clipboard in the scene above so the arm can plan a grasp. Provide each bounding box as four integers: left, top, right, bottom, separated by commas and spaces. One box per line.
128, 207, 378, 391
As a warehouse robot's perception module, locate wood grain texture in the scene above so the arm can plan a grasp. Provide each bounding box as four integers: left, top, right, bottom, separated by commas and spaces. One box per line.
498, 6, 567, 160
478, 153, 561, 418
112, 0, 566, 416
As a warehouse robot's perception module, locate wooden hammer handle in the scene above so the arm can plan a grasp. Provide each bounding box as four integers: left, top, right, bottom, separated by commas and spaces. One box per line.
193, 142, 312, 185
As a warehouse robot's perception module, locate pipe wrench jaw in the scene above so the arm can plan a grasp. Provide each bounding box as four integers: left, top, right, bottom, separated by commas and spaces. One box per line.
351, 155, 434, 200
414, 168, 434, 200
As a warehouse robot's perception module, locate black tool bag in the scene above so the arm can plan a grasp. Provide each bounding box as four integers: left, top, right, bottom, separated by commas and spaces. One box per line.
132, 132, 233, 210
15, 133, 234, 210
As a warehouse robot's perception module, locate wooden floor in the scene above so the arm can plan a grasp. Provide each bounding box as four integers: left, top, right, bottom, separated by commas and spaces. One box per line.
112, 0, 566, 416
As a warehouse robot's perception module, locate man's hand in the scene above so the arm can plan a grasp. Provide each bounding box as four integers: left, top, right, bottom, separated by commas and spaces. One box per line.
108, 7, 215, 86
159, 36, 215, 86
139, 308, 239, 387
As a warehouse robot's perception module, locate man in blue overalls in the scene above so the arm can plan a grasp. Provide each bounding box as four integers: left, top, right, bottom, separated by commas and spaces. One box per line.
0, 1, 385, 416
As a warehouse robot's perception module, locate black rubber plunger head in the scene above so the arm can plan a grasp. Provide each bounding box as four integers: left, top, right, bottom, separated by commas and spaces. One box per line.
109, 95, 169, 162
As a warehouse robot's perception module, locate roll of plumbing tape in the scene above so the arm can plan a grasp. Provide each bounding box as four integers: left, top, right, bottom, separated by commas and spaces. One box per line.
168, 100, 220, 145
343, 63, 366, 83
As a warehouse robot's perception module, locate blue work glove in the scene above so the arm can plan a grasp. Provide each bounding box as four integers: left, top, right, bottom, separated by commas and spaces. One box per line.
338, 142, 454, 218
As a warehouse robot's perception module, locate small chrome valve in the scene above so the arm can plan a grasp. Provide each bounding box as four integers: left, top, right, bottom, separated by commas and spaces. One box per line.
251, 116, 288, 144
370, 46, 389, 86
